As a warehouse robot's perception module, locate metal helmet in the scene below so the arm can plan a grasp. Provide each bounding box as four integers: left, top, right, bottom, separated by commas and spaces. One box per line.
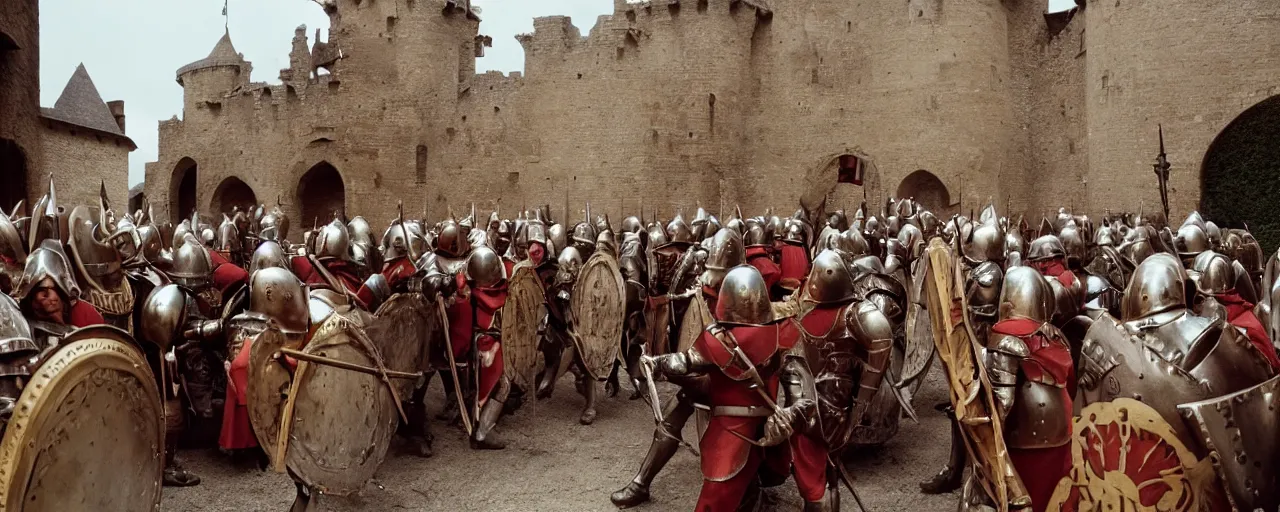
645, 221, 668, 248
766, 215, 786, 241
140, 284, 186, 351
258, 212, 281, 242
999, 266, 1053, 323
314, 218, 351, 261
466, 246, 505, 288
436, 219, 465, 257
1004, 227, 1026, 257
169, 238, 213, 290
348, 216, 374, 247
66, 205, 123, 290
743, 220, 773, 248
691, 207, 710, 240
16, 240, 81, 302
725, 216, 746, 236
595, 229, 617, 258
381, 222, 423, 261
1121, 253, 1188, 321
136, 224, 163, 263
1203, 221, 1222, 250
1175, 223, 1210, 257
666, 214, 694, 246
850, 254, 886, 275
548, 223, 568, 254
828, 210, 849, 231
556, 245, 583, 269
804, 250, 856, 304
781, 219, 807, 246
571, 221, 597, 247
172, 220, 193, 249
1180, 211, 1207, 231
716, 266, 773, 326
593, 213, 612, 235
0, 208, 27, 266
620, 215, 643, 234
898, 223, 925, 261
840, 227, 870, 258
1189, 251, 1234, 296
1095, 224, 1118, 247
918, 210, 940, 239
0, 294, 34, 354
962, 217, 1006, 264
215, 215, 240, 253
1059, 224, 1087, 268
705, 228, 745, 272
248, 266, 310, 335
1027, 235, 1066, 262
249, 240, 289, 274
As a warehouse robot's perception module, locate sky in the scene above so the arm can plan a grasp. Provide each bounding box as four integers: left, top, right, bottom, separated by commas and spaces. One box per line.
38, 0, 1075, 187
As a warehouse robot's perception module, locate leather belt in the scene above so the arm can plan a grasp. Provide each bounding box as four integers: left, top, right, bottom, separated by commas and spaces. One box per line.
710, 405, 772, 417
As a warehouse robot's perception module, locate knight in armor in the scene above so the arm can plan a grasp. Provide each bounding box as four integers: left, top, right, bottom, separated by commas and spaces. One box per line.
965, 266, 1074, 512
609, 228, 648, 399
744, 220, 783, 297
290, 217, 388, 311
0, 294, 34, 427
534, 246, 601, 424
640, 266, 801, 512
641, 213, 700, 357
767, 249, 893, 510
776, 218, 811, 297
17, 240, 106, 340
1026, 235, 1085, 325
1189, 251, 1280, 368
454, 246, 514, 449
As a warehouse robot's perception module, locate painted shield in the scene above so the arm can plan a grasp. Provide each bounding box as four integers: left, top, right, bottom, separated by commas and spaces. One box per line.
285, 312, 398, 496
1046, 398, 1226, 512
921, 239, 1028, 510
368, 293, 437, 398
0, 328, 163, 511
678, 293, 715, 354
502, 261, 545, 393
570, 252, 626, 380
245, 324, 295, 468
1177, 375, 1280, 512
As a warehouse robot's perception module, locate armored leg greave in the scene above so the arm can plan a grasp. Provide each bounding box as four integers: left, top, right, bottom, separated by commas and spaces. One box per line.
472, 376, 510, 450
610, 392, 696, 508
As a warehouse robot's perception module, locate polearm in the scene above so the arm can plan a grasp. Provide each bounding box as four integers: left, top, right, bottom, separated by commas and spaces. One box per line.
1153, 124, 1172, 223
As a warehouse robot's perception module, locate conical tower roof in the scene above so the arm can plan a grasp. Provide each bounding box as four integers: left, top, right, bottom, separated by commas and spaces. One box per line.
41, 64, 123, 136
176, 31, 248, 84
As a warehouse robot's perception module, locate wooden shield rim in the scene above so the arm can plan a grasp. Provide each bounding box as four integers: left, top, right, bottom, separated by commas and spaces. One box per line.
571, 252, 626, 380
678, 293, 714, 354
246, 326, 293, 466
0, 335, 163, 511
502, 262, 545, 391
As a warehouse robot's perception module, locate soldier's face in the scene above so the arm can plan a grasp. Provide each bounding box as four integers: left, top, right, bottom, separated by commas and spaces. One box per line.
33, 285, 65, 324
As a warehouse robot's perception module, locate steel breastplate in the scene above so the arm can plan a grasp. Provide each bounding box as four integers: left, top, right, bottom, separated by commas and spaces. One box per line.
1004, 379, 1071, 449
797, 303, 861, 448
966, 262, 1003, 319
1125, 310, 1217, 368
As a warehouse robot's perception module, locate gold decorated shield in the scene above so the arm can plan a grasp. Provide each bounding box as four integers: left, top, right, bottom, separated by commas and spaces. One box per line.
0, 329, 163, 511
283, 312, 398, 496
678, 292, 715, 353
369, 292, 437, 398
921, 239, 1026, 511
503, 261, 545, 392
570, 252, 626, 380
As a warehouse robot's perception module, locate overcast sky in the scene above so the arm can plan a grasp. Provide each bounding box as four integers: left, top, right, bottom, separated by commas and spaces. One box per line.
38, 0, 1074, 187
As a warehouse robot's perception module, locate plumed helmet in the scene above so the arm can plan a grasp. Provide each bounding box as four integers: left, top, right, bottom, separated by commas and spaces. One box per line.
16, 240, 81, 302
249, 240, 289, 274
1121, 253, 1188, 321
621, 216, 643, 235
466, 246, 505, 288
170, 237, 213, 290
666, 214, 695, 246
1189, 251, 1234, 296
315, 218, 351, 261
999, 266, 1052, 323
962, 217, 1006, 264
348, 216, 374, 247
1175, 223, 1209, 257
716, 266, 773, 326
1027, 235, 1066, 262
705, 228, 745, 272
248, 267, 310, 335
805, 250, 856, 304
743, 220, 772, 248
436, 219, 465, 258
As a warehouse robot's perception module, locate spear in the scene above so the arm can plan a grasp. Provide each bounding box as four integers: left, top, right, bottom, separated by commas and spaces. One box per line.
1152, 124, 1172, 223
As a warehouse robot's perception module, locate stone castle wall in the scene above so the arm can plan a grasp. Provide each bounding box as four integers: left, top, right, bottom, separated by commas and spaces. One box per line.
144, 0, 1280, 234
0, 0, 44, 208
39, 122, 131, 208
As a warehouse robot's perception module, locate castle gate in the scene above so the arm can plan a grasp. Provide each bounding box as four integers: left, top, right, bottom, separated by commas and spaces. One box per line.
296, 161, 344, 227
0, 139, 27, 213
1201, 94, 1280, 252
211, 176, 256, 216
897, 170, 951, 216
170, 157, 198, 222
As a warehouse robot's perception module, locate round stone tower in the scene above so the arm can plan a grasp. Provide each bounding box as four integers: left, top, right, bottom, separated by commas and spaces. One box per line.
175, 31, 251, 123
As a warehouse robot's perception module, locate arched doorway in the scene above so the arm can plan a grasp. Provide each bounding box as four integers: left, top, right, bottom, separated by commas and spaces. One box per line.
170, 157, 198, 222
1202, 95, 1280, 252
0, 139, 28, 213
897, 170, 951, 215
297, 161, 345, 228
211, 176, 257, 215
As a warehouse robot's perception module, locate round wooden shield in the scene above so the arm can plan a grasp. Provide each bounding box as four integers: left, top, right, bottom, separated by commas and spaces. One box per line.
369, 293, 436, 398
245, 325, 293, 469
0, 332, 163, 511
503, 262, 545, 392
570, 252, 626, 381
678, 293, 714, 354
286, 313, 397, 496
899, 302, 935, 391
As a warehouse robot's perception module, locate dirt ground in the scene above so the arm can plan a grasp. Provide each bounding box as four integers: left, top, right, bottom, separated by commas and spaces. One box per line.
163, 366, 960, 511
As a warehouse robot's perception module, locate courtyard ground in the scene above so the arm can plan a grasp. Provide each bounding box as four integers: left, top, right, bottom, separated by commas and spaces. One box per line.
163, 366, 960, 511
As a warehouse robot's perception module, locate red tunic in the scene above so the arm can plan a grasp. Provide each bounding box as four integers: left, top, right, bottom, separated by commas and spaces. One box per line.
208, 249, 249, 297
746, 247, 782, 291
68, 300, 105, 327
777, 244, 810, 291
219, 339, 257, 450
789, 305, 845, 502
1031, 258, 1084, 310
292, 256, 368, 309
992, 318, 1075, 512
1217, 291, 1280, 369
445, 278, 510, 405
692, 321, 800, 512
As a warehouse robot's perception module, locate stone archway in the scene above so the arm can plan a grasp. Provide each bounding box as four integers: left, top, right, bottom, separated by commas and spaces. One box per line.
0, 139, 28, 213
210, 176, 257, 215
1201, 95, 1280, 252
170, 157, 198, 222
297, 161, 345, 228
799, 152, 881, 215
897, 169, 952, 215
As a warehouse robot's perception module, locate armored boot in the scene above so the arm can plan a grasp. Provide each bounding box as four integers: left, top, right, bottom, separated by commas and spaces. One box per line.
435, 372, 461, 422
610, 394, 695, 508
471, 377, 510, 450
605, 360, 622, 398
578, 370, 598, 425
404, 397, 434, 458
535, 335, 566, 400
162, 410, 200, 487
919, 405, 965, 494
624, 343, 645, 400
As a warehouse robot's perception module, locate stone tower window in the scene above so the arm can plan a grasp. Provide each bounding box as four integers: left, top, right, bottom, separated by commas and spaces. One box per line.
416, 145, 428, 185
